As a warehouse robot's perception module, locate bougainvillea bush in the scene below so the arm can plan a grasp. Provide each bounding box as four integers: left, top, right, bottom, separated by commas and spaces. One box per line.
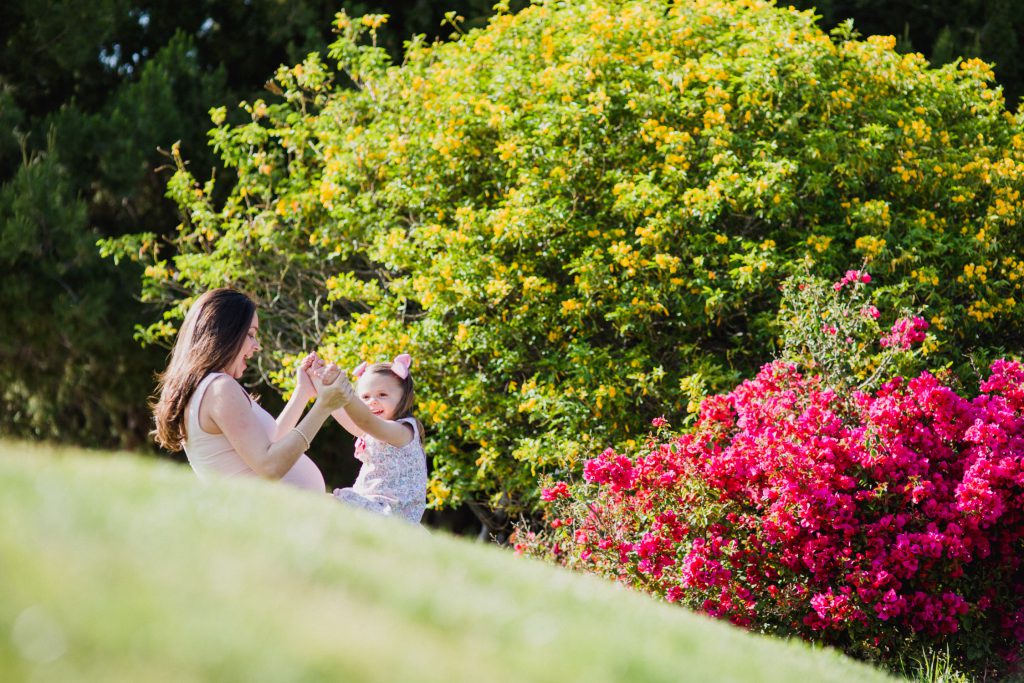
105, 0, 1024, 513
523, 362, 1024, 675
520, 274, 1024, 676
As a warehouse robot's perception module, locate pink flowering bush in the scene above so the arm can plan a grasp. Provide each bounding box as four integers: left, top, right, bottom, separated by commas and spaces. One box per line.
520, 362, 1024, 676
519, 273, 1023, 676
524, 366, 1024, 675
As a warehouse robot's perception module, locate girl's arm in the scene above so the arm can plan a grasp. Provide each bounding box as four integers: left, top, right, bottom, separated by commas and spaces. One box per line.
303, 353, 369, 439
273, 353, 317, 440
205, 370, 349, 479
333, 374, 414, 448
330, 406, 362, 437
304, 353, 410, 445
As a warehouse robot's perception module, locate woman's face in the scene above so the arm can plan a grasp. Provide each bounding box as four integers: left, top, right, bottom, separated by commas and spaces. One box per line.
225, 312, 260, 379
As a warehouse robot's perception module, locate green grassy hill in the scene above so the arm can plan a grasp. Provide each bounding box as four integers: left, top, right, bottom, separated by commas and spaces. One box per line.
0, 442, 898, 682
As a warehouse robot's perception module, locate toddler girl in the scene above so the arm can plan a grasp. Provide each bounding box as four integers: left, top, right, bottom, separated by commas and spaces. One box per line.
311, 353, 427, 524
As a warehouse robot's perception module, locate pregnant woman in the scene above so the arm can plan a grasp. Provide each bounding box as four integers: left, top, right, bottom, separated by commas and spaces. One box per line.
151, 288, 349, 490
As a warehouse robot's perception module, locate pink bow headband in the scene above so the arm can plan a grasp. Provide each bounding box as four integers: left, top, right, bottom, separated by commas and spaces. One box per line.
351, 353, 412, 379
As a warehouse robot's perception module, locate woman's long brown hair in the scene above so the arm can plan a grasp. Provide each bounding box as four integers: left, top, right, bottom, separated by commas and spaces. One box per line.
152, 289, 256, 451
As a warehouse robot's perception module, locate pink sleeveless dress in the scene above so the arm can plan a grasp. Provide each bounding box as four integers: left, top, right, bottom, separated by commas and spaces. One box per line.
183, 373, 326, 492
333, 417, 427, 523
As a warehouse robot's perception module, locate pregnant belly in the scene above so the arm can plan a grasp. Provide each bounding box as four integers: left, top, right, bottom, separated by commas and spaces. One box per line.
280, 454, 326, 493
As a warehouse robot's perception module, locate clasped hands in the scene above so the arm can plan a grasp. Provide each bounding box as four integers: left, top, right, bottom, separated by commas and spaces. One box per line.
295, 352, 355, 410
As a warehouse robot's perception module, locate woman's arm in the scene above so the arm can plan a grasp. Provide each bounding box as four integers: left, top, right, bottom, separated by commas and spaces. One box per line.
273, 353, 317, 440
206, 370, 349, 479
274, 390, 311, 441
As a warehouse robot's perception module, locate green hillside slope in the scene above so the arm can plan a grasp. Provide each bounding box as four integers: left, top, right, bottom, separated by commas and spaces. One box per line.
0, 442, 896, 682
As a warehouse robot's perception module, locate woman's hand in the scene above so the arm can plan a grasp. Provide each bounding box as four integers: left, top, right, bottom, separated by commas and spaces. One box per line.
314, 363, 352, 411
294, 352, 319, 403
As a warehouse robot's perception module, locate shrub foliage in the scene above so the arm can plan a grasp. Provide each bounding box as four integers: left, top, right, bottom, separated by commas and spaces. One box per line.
108, 0, 1024, 512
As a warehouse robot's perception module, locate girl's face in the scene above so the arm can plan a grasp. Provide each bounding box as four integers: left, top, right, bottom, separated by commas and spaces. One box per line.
225, 312, 260, 379
356, 371, 405, 421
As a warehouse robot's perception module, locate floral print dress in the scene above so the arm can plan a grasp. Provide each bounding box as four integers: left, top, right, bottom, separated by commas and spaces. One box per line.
333, 417, 427, 523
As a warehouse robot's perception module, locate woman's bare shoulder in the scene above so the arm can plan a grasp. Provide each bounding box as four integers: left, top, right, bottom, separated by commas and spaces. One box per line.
204, 374, 249, 405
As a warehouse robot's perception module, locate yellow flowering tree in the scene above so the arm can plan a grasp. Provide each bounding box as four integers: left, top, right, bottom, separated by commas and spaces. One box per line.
107, 0, 1024, 516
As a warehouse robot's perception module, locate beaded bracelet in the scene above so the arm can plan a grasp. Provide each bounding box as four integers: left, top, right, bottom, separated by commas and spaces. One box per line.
291, 426, 311, 451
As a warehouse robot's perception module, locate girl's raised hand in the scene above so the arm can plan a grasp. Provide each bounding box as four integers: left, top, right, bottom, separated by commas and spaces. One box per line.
314, 363, 351, 411
309, 356, 330, 392
307, 355, 328, 387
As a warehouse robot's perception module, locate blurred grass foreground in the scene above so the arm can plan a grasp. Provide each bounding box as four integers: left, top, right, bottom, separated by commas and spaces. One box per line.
0, 442, 895, 683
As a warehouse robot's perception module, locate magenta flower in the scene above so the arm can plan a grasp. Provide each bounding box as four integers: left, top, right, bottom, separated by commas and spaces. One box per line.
880, 316, 929, 349
540, 481, 570, 501
860, 305, 881, 320
833, 269, 872, 290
